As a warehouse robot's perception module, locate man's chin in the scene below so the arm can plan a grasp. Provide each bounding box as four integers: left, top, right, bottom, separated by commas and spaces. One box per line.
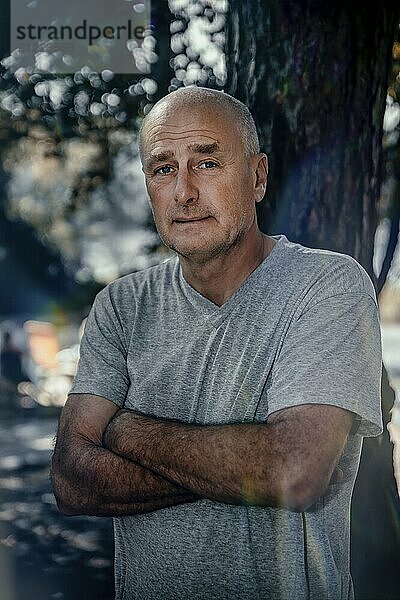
166, 239, 227, 261
157, 226, 242, 261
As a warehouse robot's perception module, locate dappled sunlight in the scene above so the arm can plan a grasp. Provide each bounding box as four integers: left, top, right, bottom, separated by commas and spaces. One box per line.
0, 415, 114, 598
4, 136, 158, 283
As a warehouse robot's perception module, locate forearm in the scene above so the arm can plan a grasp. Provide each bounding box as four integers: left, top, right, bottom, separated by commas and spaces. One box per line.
103, 411, 292, 507
104, 406, 350, 511
51, 439, 198, 517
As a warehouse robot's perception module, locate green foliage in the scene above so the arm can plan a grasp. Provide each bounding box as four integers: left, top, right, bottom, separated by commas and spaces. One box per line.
0, 0, 226, 283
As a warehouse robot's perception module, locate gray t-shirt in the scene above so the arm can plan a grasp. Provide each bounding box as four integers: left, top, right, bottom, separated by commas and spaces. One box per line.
70, 234, 383, 600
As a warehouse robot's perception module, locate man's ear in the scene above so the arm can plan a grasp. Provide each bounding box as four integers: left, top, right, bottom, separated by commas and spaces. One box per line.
253, 153, 268, 203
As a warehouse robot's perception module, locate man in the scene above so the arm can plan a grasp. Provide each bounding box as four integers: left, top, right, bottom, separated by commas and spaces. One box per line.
51, 87, 383, 600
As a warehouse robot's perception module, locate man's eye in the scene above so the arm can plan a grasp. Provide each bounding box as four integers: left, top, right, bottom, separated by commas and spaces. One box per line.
155, 165, 173, 175
199, 160, 218, 169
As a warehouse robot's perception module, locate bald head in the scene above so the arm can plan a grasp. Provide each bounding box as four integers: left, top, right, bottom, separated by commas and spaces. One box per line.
139, 87, 260, 158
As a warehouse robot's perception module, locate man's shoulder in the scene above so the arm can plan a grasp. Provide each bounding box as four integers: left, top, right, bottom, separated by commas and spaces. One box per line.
277, 236, 376, 302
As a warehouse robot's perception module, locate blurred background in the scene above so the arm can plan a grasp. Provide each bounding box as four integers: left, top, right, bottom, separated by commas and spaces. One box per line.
0, 1, 400, 598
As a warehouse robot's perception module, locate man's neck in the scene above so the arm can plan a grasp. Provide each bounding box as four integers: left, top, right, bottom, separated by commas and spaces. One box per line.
179, 232, 276, 306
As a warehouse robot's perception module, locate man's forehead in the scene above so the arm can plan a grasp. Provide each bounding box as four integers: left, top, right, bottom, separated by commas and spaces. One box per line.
143, 124, 239, 160
147, 128, 221, 149
146, 141, 222, 164
146, 117, 222, 140
140, 99, 247, 162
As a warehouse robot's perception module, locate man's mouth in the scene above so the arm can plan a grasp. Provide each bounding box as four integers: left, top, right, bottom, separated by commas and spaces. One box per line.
173, 216, 211, 223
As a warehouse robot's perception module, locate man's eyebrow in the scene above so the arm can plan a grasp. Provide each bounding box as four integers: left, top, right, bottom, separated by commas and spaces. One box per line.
147, 150, 174, 165
145, 143, 221, 167
188, 142, 220, 154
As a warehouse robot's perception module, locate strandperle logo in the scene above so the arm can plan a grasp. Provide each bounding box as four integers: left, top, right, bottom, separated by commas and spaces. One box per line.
11, 0, 151, 74
15, 19, 146, 47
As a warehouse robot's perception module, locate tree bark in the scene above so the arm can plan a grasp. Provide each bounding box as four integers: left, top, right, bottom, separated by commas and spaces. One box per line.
226, 0, 398, 281
226, 3, 400, 598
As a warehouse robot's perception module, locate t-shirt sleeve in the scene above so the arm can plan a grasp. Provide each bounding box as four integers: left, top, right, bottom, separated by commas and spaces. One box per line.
266, 288, 383, 437
69, 286, 130, 407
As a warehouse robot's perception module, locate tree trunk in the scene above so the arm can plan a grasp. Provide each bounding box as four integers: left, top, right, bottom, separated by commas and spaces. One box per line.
225, 2, 400, 598
226, 0, 398, 281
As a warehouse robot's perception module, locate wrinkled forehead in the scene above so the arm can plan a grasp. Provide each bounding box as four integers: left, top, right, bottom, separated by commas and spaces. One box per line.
140, 101, 243, 156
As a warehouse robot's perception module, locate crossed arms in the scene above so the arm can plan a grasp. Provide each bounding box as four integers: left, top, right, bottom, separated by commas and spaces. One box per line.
51, 393, 353, 516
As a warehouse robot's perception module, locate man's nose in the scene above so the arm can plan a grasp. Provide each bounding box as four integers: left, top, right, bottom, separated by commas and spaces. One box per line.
174, 167, 199, 205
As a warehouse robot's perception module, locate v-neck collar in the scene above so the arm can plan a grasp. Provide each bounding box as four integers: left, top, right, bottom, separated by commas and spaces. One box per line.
175, 234, 286, 319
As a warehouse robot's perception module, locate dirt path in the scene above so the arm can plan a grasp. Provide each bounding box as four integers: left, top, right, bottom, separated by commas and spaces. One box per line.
0, 409, 114, 600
